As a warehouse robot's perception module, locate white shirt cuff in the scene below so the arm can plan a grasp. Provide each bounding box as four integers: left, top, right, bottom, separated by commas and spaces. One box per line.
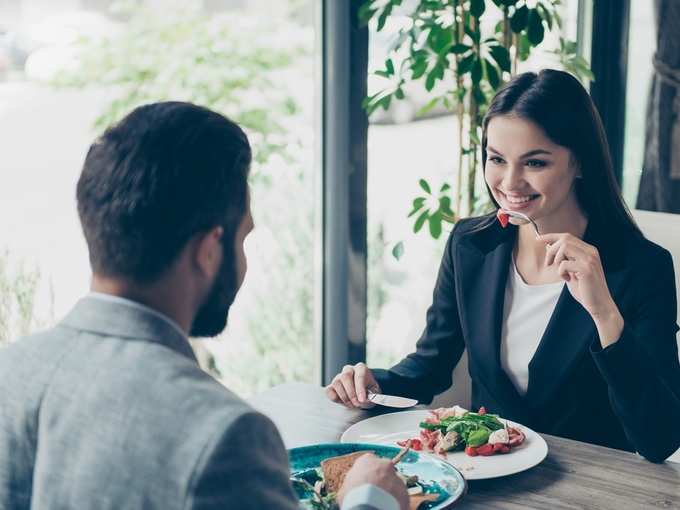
340, 483, 400, 510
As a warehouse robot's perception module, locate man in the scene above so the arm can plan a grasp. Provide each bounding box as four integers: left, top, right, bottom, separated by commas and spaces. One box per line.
0, 102, 408, 510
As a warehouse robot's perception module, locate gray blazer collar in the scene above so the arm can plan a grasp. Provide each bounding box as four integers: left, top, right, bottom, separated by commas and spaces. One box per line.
61, 296, 197, 363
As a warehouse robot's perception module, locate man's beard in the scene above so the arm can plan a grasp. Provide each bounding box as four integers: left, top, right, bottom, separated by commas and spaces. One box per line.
190, 251, 239, 338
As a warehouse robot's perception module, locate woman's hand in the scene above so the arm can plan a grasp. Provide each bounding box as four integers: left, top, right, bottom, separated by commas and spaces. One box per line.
541, 232, 624, 347
325, 362, 381, 409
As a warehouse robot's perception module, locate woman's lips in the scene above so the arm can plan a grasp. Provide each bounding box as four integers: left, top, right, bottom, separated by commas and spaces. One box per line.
498, 191, 539, 211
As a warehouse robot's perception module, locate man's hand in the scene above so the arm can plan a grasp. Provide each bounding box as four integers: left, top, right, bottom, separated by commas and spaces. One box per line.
337, 454, 408, 510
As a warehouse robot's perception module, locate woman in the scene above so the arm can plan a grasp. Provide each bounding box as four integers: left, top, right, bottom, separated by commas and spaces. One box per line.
326, 69, 680, 463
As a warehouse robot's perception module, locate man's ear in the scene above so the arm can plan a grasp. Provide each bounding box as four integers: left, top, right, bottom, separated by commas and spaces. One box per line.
193, 226, 224, 279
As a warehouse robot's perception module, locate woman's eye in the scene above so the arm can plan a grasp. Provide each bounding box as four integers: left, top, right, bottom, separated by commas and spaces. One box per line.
526, 159, 547, 168
489, 156, 504, 164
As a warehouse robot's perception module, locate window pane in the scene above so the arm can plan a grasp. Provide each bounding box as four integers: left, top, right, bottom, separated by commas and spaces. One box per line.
0, 0, 319, 397
622, 1, 656, 206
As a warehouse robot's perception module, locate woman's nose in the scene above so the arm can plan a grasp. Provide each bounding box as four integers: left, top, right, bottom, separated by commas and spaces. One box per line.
502, 164, 525, 189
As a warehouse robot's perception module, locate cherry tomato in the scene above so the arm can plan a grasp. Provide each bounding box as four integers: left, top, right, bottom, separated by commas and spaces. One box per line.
465, 446, 478, 457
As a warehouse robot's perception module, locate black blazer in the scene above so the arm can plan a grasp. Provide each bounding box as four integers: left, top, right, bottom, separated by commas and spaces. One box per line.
373, 214, 680, 462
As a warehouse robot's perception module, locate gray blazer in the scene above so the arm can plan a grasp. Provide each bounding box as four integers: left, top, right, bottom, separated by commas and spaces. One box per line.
0, 296, 306, 509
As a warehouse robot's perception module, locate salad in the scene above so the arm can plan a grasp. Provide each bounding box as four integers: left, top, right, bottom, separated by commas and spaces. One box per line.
397, 406, 525, 457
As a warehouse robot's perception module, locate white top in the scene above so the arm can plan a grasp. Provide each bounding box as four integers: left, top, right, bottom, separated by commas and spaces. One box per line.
500, 259, 564, 396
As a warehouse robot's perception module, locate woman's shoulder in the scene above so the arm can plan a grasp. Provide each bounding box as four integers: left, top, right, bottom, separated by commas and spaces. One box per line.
611, 226, 675, 276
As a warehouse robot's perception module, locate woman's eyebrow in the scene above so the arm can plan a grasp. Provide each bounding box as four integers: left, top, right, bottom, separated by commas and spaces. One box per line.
487, 146, 552, 158
520, 149, 552, 158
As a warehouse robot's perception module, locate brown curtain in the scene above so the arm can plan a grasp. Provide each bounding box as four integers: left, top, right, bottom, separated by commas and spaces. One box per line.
636, 0, 680, 213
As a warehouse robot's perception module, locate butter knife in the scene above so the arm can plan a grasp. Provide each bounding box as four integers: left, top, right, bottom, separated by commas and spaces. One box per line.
367, 391, 418, 408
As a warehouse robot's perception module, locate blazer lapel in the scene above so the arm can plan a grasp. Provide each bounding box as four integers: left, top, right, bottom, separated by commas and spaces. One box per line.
524, 219, 629, 409
457, 223, 534, 424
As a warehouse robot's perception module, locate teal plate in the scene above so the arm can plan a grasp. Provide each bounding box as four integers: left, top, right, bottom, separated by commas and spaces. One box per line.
289, 443, 467, 509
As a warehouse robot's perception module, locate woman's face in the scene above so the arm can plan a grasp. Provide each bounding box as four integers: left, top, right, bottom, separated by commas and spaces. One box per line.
484, 115, 582, 228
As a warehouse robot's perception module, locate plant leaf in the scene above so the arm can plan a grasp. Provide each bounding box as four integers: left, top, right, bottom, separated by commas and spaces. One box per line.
457, 53, 475, 74
428, 26, 453, 54
488, 44, 511, 73
485, 59, 500, 90
518, 32, 531, 61
428, 212, 443, 238
536, 3, 553, 30
527, 9, 545, 45
417, 97, 441, 116
414, 210, 429, 233
408, 197, 427, 218
450, 43, 471, 54
392, 241, 405, 261
471, 57, 482, 84
358, 2, 376, 25
510, 5, 528, 33
419, 178, 432, 194
470, 0, 486, 18
376, 3, 394, 31
411, 57, 428, 79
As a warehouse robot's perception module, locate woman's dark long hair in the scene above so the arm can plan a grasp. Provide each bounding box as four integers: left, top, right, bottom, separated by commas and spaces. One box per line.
481, 69, 641, 236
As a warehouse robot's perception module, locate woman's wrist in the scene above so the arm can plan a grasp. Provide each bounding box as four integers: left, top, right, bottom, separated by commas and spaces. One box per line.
591, 305, 624, 348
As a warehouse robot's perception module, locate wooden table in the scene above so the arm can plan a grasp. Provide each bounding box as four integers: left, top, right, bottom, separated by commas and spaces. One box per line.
250, 382, 680, 510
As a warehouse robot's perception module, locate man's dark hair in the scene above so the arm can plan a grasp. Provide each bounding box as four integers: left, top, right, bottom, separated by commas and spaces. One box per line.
77, 101, 251, 283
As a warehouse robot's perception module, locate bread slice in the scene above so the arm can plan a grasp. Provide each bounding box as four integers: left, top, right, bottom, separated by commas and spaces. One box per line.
320, 451, 370, 493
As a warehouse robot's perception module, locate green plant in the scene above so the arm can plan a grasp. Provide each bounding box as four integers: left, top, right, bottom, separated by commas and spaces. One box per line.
360, 0, 593, 242
0, 250, 42, 345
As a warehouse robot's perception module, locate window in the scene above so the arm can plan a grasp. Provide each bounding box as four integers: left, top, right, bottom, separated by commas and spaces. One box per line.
0, 0, 320, 397
622, 0, 656, 206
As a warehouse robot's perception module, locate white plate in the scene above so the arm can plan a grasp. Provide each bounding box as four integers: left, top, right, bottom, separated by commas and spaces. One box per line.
341, 410, 548, 480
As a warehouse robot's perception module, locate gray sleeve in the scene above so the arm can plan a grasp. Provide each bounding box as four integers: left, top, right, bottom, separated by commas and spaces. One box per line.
187, 411, 300, 510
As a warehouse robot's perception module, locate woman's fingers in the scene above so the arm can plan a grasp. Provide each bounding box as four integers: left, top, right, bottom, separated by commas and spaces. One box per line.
542, 234, 597, 268
328, 365, 360, 408
325, 363, 380, 408
339, 365, 362, 407
325, 384, 342, 403
354, 363, 375, 404
330, 377, 352, 407
549, 243, 568, 267
558, 259, 582, 281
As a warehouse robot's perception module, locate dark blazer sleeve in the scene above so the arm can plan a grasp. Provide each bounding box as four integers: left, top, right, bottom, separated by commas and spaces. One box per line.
372, 224, 467, 404
189, 411, 300, 510
591, 247, 680, 463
